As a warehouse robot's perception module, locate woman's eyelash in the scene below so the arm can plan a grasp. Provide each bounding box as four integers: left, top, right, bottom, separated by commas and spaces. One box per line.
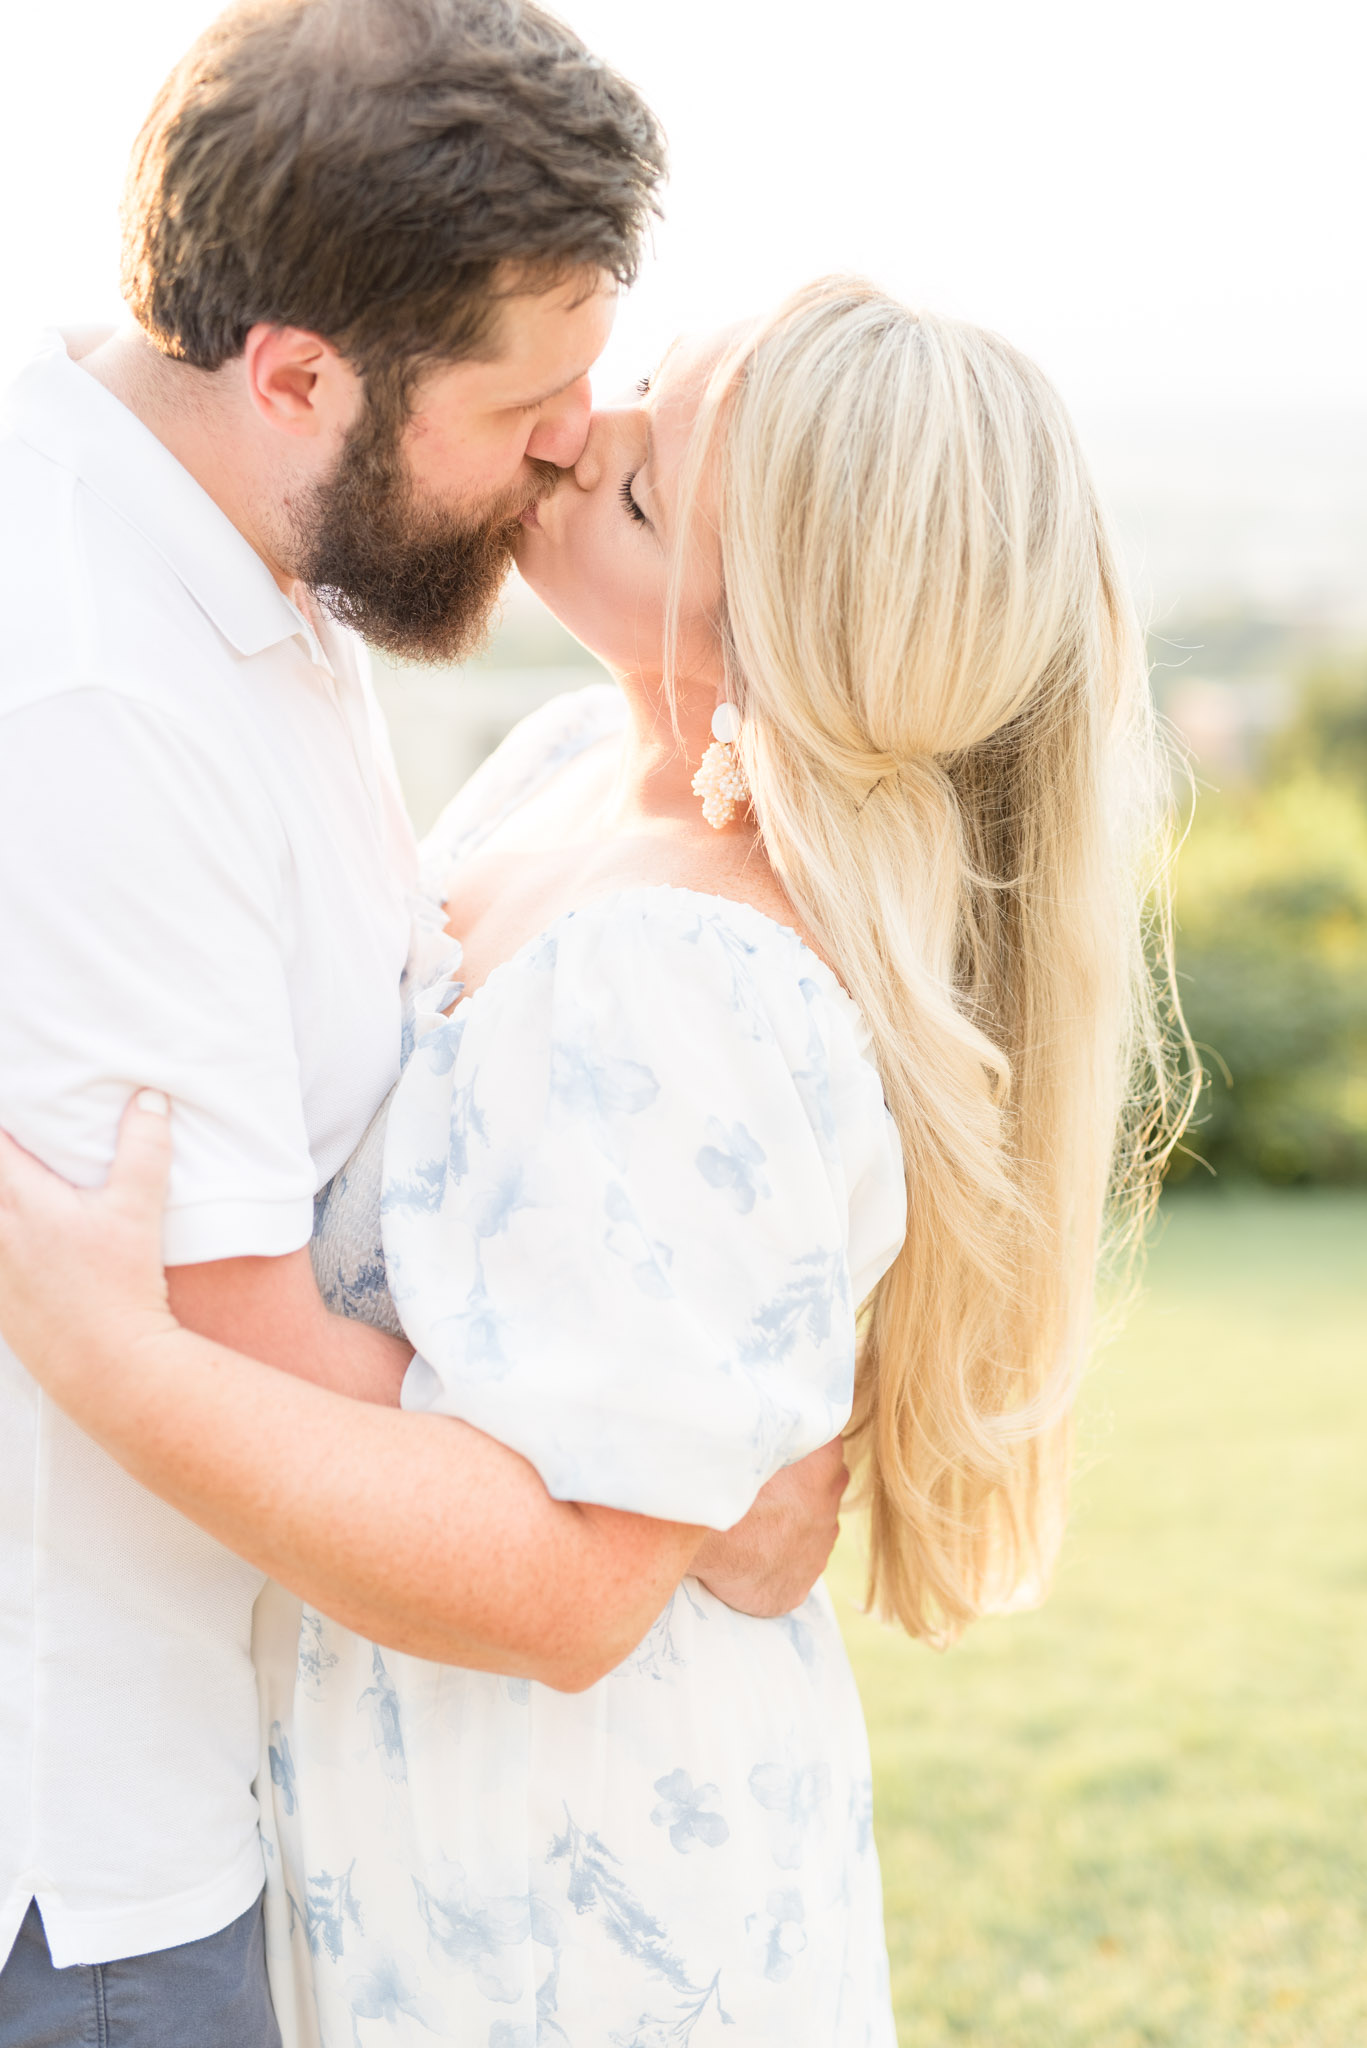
636, 374, 651, 397
619, 473, 647, 525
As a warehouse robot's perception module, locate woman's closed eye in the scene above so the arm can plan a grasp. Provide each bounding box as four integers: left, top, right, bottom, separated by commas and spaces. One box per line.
619, 472, 649, 526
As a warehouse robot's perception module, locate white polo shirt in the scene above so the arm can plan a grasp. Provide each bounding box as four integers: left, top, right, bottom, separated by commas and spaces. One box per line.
0, 335, 418, 1968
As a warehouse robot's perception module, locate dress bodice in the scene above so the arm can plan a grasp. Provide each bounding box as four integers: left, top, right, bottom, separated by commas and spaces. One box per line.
307, 687, 618, 1333
311, 685, 907, 1533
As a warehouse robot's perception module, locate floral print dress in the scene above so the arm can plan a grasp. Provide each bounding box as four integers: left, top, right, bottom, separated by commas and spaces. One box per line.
254, 687, 907, 2048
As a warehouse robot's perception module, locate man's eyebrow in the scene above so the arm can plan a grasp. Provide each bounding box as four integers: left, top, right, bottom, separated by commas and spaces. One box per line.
511, 362, 593, 409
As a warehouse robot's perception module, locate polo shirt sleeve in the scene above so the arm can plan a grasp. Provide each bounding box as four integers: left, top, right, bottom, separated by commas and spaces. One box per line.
0, 687, 317, 1264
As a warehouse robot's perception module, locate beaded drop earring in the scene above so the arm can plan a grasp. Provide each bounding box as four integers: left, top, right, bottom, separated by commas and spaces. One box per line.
691, 702, 747, 829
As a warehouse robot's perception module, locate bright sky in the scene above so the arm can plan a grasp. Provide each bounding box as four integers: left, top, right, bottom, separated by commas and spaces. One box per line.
2, 0, 1364, 418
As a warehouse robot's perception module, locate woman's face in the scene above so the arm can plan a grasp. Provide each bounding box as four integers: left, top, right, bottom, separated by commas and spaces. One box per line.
513, 331, 731, 685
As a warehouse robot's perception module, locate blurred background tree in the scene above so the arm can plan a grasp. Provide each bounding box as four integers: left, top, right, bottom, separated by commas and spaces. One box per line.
1168, 648, 1367, 1186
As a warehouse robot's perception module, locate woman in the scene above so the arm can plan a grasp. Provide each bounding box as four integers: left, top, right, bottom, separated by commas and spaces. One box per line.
0, 279, 1188, 2044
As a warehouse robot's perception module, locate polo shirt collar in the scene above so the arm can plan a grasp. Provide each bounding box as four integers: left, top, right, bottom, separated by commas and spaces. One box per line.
1, 331, 305, 659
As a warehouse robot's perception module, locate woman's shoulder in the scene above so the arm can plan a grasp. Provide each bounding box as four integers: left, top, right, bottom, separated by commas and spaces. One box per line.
523, 890, 905, 1285
386, 882, 908, 1523
418, 682, 625, 887
553, 884, 853, 1020
463, 884, 883, 1130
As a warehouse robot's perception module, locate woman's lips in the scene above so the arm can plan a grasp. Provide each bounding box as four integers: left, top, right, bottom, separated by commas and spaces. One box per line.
519, 498, 541, 530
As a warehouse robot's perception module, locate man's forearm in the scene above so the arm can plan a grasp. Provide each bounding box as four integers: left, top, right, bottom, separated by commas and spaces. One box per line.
37, 1239, 823, 1649
44, 1312, 702, 1689
160, 1254, 834, 1630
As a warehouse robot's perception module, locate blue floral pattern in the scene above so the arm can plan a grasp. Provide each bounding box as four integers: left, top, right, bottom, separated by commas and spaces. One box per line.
256, 689, 906, 2046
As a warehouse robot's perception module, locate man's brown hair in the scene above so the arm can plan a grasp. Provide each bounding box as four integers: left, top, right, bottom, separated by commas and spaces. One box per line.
122, 0, 665, 385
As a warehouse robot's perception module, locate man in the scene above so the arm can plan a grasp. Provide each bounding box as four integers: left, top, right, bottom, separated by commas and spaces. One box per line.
0, 4, 842, 2043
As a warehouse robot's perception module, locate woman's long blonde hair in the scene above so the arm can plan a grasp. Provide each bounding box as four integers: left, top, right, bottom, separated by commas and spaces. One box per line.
674, 279, 1193, 1645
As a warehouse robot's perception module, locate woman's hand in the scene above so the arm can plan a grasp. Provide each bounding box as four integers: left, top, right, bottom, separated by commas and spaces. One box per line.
0, 1089, 702, 1684
0, 1090, 177, 1397
0, 1091, 836, 1671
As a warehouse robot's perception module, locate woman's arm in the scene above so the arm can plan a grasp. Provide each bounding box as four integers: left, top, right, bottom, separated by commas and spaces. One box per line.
167, 1249, 414, 1406
0, 1097, 701, 1692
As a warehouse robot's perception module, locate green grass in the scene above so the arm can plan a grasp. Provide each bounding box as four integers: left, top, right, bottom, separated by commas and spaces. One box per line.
831, 1191, 1367, 2047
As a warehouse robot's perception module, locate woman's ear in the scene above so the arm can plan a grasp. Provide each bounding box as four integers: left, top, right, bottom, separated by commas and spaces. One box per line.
240, 323, 363, 442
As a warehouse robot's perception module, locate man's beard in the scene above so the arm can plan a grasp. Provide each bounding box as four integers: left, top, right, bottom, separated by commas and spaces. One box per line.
292, 398, 557, 667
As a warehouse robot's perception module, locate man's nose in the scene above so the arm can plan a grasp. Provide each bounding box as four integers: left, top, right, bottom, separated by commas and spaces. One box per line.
525, 376, 593, 470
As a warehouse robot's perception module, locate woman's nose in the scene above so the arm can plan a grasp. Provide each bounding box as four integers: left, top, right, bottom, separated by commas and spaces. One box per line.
571, 414, 610, 494
570, 401, 645, 495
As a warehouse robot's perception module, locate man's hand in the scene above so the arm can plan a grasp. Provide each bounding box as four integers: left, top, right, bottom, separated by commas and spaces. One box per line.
692, 1437, 849, 1618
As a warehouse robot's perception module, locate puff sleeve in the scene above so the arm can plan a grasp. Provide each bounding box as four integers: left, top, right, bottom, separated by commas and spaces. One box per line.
382, 892, 904, 1529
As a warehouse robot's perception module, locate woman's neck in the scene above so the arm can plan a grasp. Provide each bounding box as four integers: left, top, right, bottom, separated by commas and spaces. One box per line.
599, 665, 729, 836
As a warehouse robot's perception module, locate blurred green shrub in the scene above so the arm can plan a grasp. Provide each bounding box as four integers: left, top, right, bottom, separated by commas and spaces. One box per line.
1172, 656, 1367, 1185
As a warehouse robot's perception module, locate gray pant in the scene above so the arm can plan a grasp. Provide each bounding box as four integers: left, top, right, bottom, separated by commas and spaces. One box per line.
0, 1893, 281, 2048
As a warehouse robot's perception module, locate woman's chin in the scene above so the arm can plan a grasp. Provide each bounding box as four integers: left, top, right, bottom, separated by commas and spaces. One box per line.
510, 531, 550, 602
509, 556, 603, 664
511, 521, 547, 576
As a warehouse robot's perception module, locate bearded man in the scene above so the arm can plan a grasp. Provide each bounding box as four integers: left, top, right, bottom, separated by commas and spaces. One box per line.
0, 6, 841, 2043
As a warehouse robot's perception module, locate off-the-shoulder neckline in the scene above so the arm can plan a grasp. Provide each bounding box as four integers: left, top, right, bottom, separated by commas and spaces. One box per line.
425, 688, 866, 1036
445, 882, 867, 1041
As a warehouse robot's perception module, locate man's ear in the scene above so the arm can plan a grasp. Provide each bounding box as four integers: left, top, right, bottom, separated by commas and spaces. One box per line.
241, 324, 363, 441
